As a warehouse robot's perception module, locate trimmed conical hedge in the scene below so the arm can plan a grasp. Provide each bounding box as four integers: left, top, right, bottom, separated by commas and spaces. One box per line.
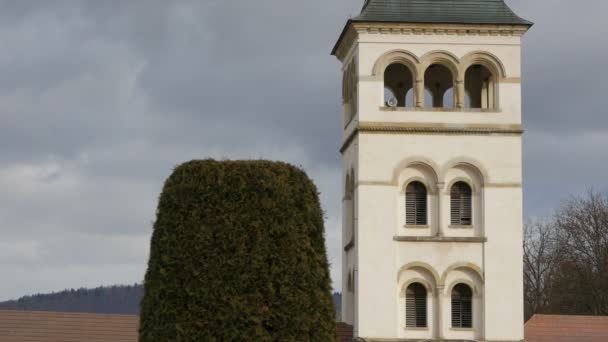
139, 160, 335, 341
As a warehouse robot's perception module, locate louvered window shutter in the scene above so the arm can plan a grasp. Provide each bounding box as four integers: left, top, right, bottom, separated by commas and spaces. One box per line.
451, 284, 473, 328
450, 182, 472, 225
405, 283, 427, 328
406, 182, 427, 226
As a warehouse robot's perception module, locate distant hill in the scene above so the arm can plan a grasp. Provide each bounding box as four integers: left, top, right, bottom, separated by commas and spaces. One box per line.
0, 284, 143, 315
0, 284, 342, 319
333, 292, 341, 321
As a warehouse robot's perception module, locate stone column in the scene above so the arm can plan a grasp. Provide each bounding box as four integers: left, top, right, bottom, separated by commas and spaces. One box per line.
415, 78, 424, 108
436, 182, 445, 237
436, 284, 445, 340
456, 79, 465, 109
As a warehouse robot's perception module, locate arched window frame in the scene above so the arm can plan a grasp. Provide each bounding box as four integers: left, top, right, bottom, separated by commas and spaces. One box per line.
405, 181, 428, 226
464, 64, 496, 110
450, 181, 473, 226
372, 50, 421, 108
460, 51, 507, 111
451, 283, 473, 329
423, 63, 455, 109
419, 51, 460, 109
383, 62, 415, 108
405, 283, 428, 328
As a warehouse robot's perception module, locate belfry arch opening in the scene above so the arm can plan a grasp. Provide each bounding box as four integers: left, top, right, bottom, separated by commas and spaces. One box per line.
424, 64, 454, 108
384, 63, 414, 107
465, 64, 496, 109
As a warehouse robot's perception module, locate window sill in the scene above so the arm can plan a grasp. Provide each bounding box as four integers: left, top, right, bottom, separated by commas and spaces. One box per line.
449, 225, 473, 229
450, 327, 475, 331
380, 106, 500, 113
404, 224, 430, 229
404, 327, 429, 331
394, 236, 487, 243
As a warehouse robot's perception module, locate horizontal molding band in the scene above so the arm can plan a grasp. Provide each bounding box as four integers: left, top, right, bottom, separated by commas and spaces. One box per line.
341, 123, 523, 153
393, 236, 487, 243
334, 22, 530, 60
355, 181, 522, 188
359, 122, 523, 135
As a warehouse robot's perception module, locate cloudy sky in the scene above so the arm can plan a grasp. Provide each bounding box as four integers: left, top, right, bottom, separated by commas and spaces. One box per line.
0, 0, 607, 301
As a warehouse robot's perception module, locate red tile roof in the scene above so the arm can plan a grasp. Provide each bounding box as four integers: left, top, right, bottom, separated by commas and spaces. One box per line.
0, 310, 138, 342
0, 310, 353, 342
525, 314, 608, 342
5, 311, 605, 342
336, 322, 353, 342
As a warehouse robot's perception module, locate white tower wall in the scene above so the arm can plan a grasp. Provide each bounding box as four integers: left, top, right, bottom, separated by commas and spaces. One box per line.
338, 23, 528, 342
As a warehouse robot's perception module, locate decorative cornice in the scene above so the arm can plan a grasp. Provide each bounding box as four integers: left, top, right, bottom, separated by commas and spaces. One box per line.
333, 21, 529, 59
354, 22, 529, 37
393, 236, 487, 243
340, 122, 523, 153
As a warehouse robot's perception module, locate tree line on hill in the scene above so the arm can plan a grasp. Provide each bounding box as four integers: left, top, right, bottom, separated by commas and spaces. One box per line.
524, 190, 608, 320
0, 284, 143, 314
0, 284, 343, 320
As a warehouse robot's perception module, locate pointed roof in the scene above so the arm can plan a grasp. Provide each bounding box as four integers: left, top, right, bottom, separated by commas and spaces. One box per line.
356, 0, 532, 25
332, 0, 532, 56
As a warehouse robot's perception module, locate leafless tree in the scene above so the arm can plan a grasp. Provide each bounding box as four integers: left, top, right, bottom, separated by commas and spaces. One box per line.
523, 220, 557, 320
552, 190, 608, 315
524, 190, 608, 319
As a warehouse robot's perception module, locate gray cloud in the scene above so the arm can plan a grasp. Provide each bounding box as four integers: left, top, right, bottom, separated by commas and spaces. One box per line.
0, 0, 606, 301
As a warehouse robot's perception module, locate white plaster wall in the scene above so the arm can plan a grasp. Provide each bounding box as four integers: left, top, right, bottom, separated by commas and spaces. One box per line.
339, 28, 525, 341
354, 132, 523, 340
483, 187, 524, 341
341, 137, 358, 326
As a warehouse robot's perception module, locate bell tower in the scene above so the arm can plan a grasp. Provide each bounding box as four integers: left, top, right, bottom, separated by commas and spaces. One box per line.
333, 1, 532, 341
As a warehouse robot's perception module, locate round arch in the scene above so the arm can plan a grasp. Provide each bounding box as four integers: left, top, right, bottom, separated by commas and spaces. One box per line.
392, 157, 440, 185
440, 262, 485, 285
440, 157, 489, 185
445, 177, 478, 195
372, 50, 421, 79
446, 279, 480, 297
401, 177, 435, 195
397, 262, 441, 286
420, 50, 460, 80
461, 51, 507, 79
400, 278, 434, 296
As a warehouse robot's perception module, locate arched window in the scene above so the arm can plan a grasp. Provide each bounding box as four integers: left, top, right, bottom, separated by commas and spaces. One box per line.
424, 64, 454, 108
406, 283, 427, 328
450, 182, 472, 226
349, 170, 355, 243
343, 61, 358, 124
451, 284, 473, 328
465, 64, 495, 109
406, 182, 427, 226
384, 63, 414, 107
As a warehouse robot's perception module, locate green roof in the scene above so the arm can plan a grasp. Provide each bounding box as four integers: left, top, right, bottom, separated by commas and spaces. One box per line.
355, 0, 532, 25
332, 0, 532, 55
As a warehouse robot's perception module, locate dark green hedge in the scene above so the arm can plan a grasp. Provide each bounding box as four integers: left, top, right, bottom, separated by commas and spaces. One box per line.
139, 160, 335, 341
